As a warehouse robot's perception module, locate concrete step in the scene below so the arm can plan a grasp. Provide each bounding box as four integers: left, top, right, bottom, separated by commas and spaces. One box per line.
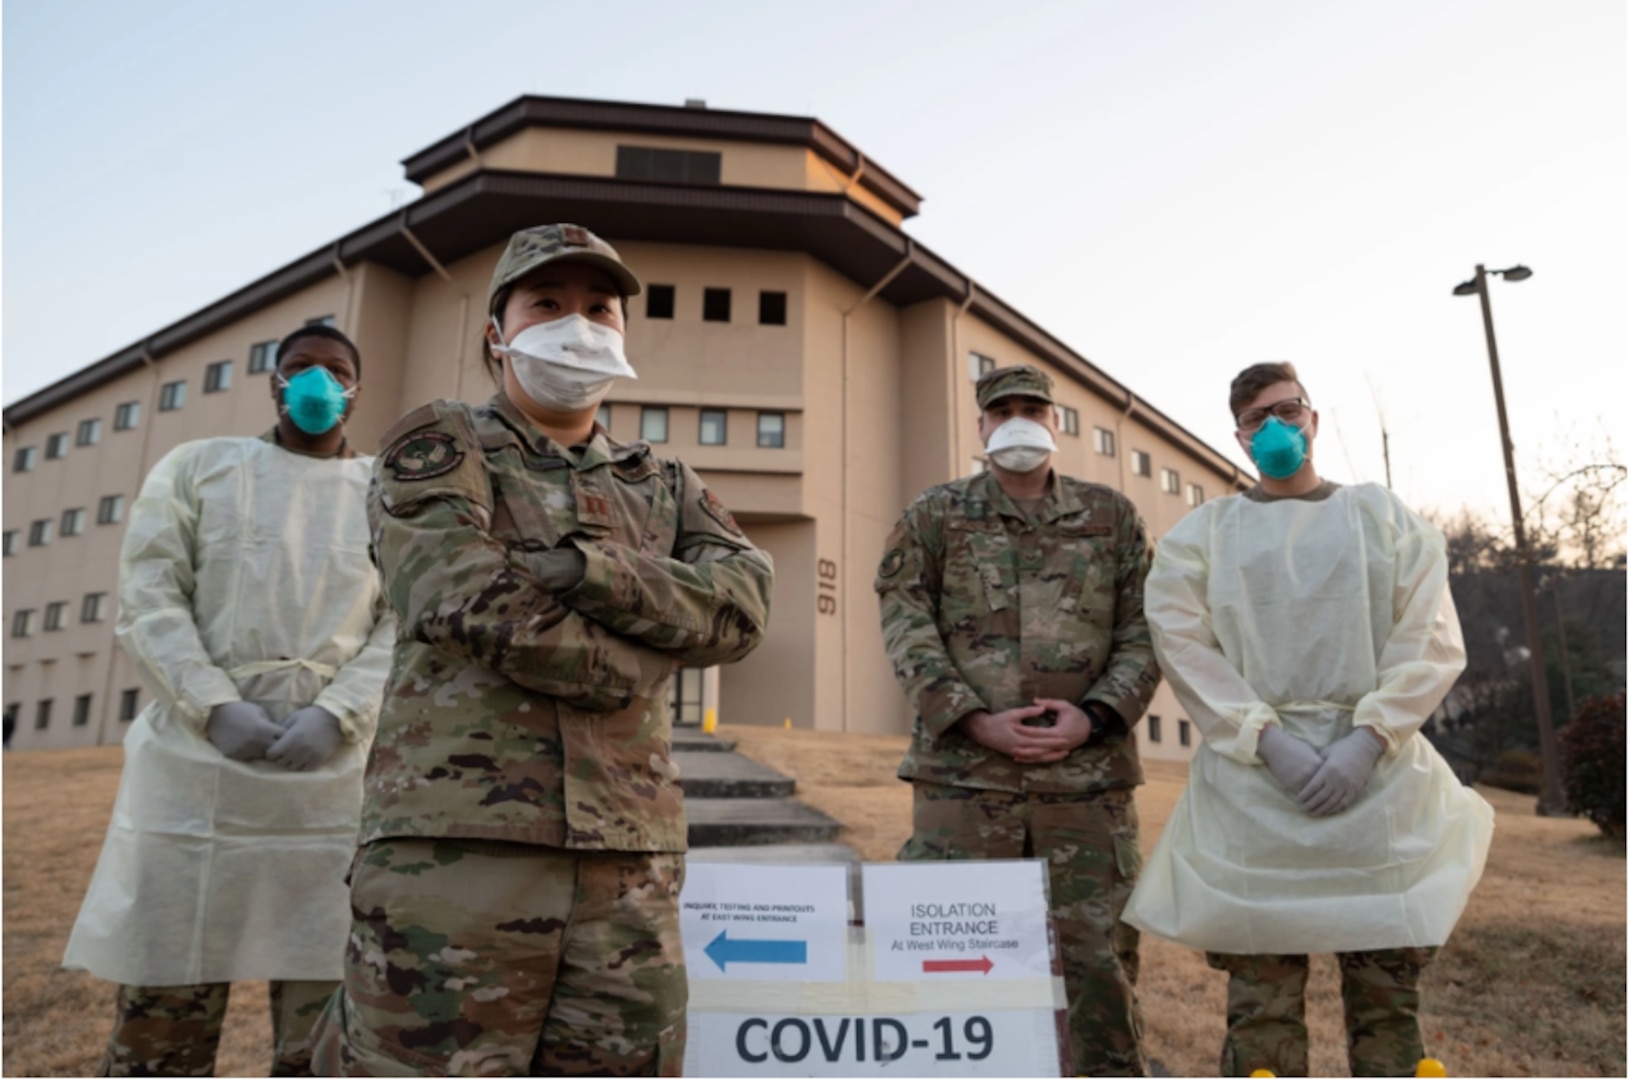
673, 729, 736, 753
685, 798, 842, 847
674, 751, 794, 799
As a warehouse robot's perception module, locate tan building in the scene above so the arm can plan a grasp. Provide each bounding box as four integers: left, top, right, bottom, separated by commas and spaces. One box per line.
3, 94, 1247, 760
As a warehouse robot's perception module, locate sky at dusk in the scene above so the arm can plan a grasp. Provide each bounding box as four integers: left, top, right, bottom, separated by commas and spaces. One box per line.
3, 0, 1624, 524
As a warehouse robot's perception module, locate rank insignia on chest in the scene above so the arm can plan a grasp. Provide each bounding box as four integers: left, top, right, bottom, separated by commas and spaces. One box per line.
384, 430, 464, 481
699, 488, 744, 536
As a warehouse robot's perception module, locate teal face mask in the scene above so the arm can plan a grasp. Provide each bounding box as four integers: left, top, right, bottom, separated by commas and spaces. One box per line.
277, 367, 354, 435
1250, 416, 1308, 479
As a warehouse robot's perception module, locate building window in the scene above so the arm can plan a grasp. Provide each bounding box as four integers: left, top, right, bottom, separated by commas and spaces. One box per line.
671, 667, 705, 726
1179, 719, 1192, 747
204, 360, 233, 393
35, 699, 53, 731
969, 352, 997, 381
73, 694, 93, 727
82, 592, 108, 623
641, 407, 669, 444
595, 403, 612, 430
28, 519, 53, 546
645, 285, 676, 320
44, 602, 68, 631
757, 412, 785, 449
45, 432, 70, 459
114, 401, 141, 430
77, 418, 103, 446
3, 702, 16, 739
120, 688, 141, 722
1060, 406, 1080, 436
1187, 483, 1206, 507
1093, 427, 1116, 456
1131, 450, 1152, 477
1148, 715, 1162, 743
3, 531, 18, 557
249, 340, 279, 374
306, 315, 336, 327
12, 609, 35, 638
61, 508, 87, 537
1161, 467, 1181, 495
159, 380, 186, 411
759, 291, 787, 326
699, 409, 727, 446
615, 145, 722, 185
14, 446, 38, 472
98, 495, 126, 525
702, 288, 731, 323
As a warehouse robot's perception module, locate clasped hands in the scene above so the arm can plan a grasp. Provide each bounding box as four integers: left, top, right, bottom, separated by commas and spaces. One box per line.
205, 702, 344, 770
958, 699, 1101, 765
1257, 723, 1386, 816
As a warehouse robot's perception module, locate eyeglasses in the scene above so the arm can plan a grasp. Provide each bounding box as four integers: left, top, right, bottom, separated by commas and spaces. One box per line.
1235, 397, 1309, 432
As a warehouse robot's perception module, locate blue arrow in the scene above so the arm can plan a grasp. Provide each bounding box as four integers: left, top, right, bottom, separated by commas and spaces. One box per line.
704, 929, 808, 972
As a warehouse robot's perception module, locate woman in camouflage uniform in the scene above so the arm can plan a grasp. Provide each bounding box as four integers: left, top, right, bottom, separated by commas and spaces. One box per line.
311, 224, 774, 1076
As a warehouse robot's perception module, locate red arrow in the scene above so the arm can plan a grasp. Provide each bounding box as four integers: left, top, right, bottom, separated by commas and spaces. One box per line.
922, 955, 993, 975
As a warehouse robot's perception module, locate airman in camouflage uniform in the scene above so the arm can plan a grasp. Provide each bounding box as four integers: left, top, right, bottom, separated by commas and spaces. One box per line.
310, 224, 774, 1076
876, 365, 1161, 1077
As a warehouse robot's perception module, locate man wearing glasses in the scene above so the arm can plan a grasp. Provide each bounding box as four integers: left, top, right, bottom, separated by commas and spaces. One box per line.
1125, 362, 1493, 1077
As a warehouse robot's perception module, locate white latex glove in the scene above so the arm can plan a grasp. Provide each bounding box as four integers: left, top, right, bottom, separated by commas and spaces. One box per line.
205, 702, 285, 761
266, 706, 345, 771
1298, 728, 1386, 816
1256, 723, 1323, 796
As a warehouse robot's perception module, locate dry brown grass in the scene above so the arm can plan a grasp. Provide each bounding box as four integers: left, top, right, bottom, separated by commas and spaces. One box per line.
4, 736, 1623, 1077
720, 725, 1627, 1078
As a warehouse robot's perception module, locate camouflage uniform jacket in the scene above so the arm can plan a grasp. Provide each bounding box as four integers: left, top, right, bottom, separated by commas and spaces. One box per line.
875, 470, 1160, 794
363, 394, 773, 853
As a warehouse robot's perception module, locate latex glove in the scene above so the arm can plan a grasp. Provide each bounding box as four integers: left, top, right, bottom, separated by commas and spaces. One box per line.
1256, 723, 1323, 796
266, 707, 345, 771
205, 702, 284, 761
533, 547, 587, 593
1298, 727, 1386, 816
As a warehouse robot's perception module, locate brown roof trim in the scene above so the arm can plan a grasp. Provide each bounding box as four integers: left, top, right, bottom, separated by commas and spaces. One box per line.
3, 169, 1244, 486
400, 94, 923, 220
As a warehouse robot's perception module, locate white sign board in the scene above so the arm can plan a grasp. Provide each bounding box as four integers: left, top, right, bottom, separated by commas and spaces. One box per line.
680, 862, 850, 983
863, 860, 1053, 982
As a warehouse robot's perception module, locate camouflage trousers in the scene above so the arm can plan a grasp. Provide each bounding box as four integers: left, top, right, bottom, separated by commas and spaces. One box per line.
309, 838, 687, 1076
1205, 948, 1438, 1077
899, 783, 1146, 1077
97, 979, 336, 1076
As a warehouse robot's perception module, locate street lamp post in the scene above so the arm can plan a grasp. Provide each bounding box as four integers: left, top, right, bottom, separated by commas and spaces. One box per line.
1452, 263, 1566, 815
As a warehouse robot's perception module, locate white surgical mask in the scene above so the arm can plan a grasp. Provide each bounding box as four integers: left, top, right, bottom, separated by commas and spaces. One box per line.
491, 314, 637, 412
984, 416, 1057, 474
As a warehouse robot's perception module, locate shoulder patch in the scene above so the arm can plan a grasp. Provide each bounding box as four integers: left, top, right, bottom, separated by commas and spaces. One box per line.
383, 430, 464, 482
878, 548, 906, 578
699, 488, 744, 536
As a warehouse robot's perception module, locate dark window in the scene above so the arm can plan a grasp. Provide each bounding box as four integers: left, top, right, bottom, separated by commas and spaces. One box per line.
757, 412, 786, 449
204, 360, 232, 393
1179, 719, 1192, 747
1060, 406, 1080, 436
45, 433, 69, 459
641, 407, 669, 444
758, 291, 787, 326
671, 667, 705, 726
969, 352, 997, 380
82, 592, 108, 623
3, 703, 17, 740
645, 285, 676, 320
73, 694, 93, 727
699, 409, 727, 446
97, 495, 126, 525
615, 145, 722, 185
120, 688, 141, 722
1131, 450, 1152, 477
60, 508, 86, 537
1148, 716, 1162, 743
595, 403, 611, 431
159, 381, 186, 411
77, 418, 103, 446
1187, 483, 1206, 507
114, 402, 140, 430
2, 531, 17, 557
1161, 467, 1181, 495
1093, 427, 1116, 456
14, 446, 37, 472
35, 699, 52, 731
306, 315, 336, 327
703, 288, 731, 323
44, 602, 67, 631
248, 341, 279, 374
12, 610, 35, 638
28, 519, 53, 546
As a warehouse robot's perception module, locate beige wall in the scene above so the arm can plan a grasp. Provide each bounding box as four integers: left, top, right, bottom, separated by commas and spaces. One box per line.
720, 521, 816, 729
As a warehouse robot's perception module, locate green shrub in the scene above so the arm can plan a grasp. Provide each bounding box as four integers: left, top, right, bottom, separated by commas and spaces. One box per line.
1481, 748, 1544, 795
1561, 692, 1626, 841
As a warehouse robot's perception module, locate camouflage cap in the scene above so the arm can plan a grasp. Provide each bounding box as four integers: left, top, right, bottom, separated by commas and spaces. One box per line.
976, 364, 1055, 409
487, 224, 643, 313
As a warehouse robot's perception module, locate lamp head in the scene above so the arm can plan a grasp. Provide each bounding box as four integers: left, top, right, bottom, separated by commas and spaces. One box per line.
1452, 280, 1480, 297
1501, 265, 1534, 282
